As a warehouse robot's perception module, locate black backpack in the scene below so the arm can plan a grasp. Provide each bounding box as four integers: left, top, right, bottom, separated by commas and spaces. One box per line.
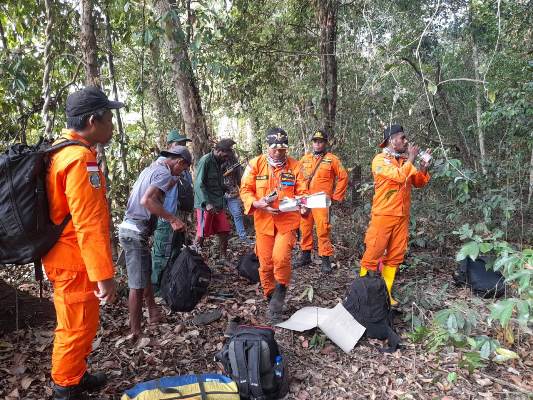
237, 252, 260, 283
160, 246, 211, 312
177, 175, 194, 212
453, 257, 505, 298
0, 138, 88, 265
343, 274, 401, 352
215, 326, 289, 400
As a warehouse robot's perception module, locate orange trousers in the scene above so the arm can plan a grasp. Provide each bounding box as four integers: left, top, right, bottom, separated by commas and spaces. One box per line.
300, 208, 333, 256
255, 229, 296, 298
46, 268, 100, 387
360, 215, 409, 270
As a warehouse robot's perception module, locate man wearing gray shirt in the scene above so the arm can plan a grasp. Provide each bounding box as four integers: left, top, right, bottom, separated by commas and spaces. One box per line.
119, 145, 192, 339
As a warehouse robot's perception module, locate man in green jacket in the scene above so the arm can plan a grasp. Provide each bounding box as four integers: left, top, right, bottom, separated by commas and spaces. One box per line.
194, 139, 235, 260
151, 129, 193, 294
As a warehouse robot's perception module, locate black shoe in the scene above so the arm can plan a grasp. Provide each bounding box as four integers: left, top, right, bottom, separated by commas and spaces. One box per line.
54, 372, 107, 400
268, 283, 287, 322
53, 385, 85, 400
293, 250, 311, 268
320, 256, 332, 273
79, 371, 107, 393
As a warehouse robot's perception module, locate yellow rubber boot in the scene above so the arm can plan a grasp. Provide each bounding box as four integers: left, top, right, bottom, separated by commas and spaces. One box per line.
359, 266, 368, 277
381, 264, 399, 306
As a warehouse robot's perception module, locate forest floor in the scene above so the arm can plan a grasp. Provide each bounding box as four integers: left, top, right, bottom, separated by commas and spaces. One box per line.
1, 206, 532, 400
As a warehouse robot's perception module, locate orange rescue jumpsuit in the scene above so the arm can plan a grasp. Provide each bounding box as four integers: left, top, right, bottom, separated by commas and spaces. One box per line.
299, 152, 348, 256
240, 155, 307, 297
360, 151, 430, 271
42, 129, 115, 387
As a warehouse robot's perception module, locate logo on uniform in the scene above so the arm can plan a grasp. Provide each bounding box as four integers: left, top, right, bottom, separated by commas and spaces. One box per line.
86, 161, 101, 189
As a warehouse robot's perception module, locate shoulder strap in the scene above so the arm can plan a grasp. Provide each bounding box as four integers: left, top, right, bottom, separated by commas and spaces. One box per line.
248, 339, 264, 400
234, 339, 251, 399
45, 139, 91, 154
306, 154, 324, 189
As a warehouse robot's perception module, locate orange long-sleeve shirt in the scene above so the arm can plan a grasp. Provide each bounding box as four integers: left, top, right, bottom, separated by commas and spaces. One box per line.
240, 155, 307, 235
370, 152, 430, 217
42, 129, 115, 282
299, 152, 349, 201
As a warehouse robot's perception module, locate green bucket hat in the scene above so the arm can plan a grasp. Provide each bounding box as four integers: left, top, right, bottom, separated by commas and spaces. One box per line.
166, 129, 191, 144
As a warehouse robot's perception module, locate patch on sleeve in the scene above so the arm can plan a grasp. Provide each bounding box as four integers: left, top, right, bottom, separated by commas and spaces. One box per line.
86, 161, 99, 172
89, 172, 101, 188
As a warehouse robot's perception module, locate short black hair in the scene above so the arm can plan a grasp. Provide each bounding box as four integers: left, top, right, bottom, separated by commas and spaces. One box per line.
66, 108, 109, 131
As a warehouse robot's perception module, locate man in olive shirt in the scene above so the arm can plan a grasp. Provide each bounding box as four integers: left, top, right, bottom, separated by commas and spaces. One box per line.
194, 139, 235, 260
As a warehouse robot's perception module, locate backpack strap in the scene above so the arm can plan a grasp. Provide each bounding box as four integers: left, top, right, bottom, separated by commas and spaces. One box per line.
234, 339, 251, 399
45, 139, 91, 153
247, 339, 264, 400
305, 154, 324, 189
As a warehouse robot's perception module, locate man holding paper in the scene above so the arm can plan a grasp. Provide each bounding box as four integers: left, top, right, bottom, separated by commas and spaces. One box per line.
240, 127, 308, 322
295, 129, 349, 273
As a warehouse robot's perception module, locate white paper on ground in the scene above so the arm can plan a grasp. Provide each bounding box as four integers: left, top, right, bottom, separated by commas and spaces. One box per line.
319, 303, 366, 353
276, 303, 365, 353
275, 307, 330, 332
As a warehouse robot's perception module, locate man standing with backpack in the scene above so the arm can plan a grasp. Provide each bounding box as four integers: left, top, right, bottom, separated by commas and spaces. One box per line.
42, 87, 123, 400
294, 129, 348, 273
359, 124, 431, 305
240, 128, 308, 322
119, 145, 192, 338
151, 130, 193, 295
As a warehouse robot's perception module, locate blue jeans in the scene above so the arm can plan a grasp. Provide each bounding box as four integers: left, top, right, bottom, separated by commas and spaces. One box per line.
226, 196, 247, 239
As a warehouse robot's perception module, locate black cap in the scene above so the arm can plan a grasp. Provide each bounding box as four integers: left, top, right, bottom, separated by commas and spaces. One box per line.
66, 86, 124, 117
311, 129, 328, 142
266, 127, 289, 149
215, 138, 236, 151
380, 124, 403, 148
160, 145, 192, 165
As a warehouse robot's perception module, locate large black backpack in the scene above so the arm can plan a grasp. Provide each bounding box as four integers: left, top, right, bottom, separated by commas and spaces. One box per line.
237, 252, 260, 283
160, 246, 211, 312
215, 326, 289, 400
343, 274, 401, 352
453, 257, 505, 298
0, 138, 88, 265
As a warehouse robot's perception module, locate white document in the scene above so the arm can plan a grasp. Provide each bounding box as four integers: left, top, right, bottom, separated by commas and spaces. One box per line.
276, 303, 366, 353
275, 307, 330, 331
319, 303, 366, 353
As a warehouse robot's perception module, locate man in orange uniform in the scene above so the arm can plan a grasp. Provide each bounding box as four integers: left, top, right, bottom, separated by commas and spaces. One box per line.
240, 128, 307, 322
43, 87, 123, 400
360, 124, 431, 305
295, 129, 348, 273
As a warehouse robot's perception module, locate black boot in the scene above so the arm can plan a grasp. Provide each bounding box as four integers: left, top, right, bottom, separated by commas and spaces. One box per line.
267, 283, 287, 323
54, 372, 107, 400
293, 250, 312, 268
320, 256, 332, 273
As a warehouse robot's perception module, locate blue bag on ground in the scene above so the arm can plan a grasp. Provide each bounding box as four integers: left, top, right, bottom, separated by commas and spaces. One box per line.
121, 373, 239, 399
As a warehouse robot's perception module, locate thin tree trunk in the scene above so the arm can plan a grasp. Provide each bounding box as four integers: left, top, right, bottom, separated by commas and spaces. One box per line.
80, 0, 117, 257
527, 146, 533, 206
471, 31, 487, 174
104, 7, 127, 178
316, 0, 338, 141
41, 0, 54, 139
0, 18, 8, 53
153, 0, 210, 162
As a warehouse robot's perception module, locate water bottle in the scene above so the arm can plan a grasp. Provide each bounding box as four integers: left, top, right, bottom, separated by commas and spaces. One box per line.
274, 355, 283, 378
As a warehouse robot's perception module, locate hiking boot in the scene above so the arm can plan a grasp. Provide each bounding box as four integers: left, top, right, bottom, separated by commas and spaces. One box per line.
293, 250, 311, 268
320, 256, 332, 273
267, 283, 287, 323
53, 372, 107, 400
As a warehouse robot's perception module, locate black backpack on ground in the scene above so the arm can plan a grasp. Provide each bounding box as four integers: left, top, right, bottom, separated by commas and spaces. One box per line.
215, 326, 289, 400
160, 246, 211, 312
453, 257, 505, 298
237, 252, 260, 283
343, 274, 401, 352
0, 138, 88, 265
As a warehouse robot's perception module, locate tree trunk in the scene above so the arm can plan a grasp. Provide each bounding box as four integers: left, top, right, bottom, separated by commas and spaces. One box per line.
79, 0, 117, 258
316, 0, 338, 141
41, 0, 54, 139
471, 31, 487, 175
153, 0, 210, 163
104, 7, 128, 178
529, 145, 533, 206
0, 17, 8, 53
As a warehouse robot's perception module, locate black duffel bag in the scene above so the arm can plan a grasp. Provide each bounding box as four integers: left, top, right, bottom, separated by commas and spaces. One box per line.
453, 257, 505, 298
237, 252, 260, 283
